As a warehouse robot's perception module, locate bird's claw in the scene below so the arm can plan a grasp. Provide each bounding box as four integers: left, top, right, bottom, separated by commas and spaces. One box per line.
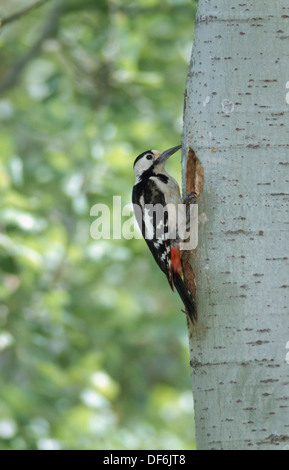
183, 191, 197, 206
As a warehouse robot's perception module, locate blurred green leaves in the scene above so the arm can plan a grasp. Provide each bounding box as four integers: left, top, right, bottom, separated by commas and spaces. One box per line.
0, 0, 197, 450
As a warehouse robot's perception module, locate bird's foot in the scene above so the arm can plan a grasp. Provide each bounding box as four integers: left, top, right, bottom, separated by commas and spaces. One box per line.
183, 191, 197, 206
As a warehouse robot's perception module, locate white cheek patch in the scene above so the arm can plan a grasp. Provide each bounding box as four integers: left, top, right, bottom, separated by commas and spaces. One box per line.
134, 156, 153, 182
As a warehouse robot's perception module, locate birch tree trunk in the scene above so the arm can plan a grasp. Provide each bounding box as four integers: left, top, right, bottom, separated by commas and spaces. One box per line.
182, 0, 289, 450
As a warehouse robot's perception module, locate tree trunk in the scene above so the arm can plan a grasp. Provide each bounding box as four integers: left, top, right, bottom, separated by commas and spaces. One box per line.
182, 0, 289, 450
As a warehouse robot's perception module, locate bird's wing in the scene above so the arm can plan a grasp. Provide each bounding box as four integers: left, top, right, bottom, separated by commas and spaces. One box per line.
133, 178, 172, 285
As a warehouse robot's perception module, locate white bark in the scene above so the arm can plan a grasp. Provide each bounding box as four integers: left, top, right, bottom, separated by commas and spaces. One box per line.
182, 0, 289, 450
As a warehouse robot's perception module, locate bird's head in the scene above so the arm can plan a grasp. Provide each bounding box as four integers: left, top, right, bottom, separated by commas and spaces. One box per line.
133, 145, 181, 181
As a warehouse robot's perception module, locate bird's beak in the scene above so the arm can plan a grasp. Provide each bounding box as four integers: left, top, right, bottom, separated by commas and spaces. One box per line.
157, 145, 182, 164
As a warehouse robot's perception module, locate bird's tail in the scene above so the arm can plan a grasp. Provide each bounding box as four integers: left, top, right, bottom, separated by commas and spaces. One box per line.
173, 272, 197, 323
170, 245, 197, 323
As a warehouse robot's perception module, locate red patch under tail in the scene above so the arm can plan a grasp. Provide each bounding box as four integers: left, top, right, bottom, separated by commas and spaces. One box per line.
170, 245, 182, 277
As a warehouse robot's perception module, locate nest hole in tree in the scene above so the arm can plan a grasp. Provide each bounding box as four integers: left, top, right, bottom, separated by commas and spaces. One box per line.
181, 147, 204, 316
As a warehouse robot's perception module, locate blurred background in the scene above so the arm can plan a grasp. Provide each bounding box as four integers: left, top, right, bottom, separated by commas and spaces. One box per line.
0, 0, 198, 450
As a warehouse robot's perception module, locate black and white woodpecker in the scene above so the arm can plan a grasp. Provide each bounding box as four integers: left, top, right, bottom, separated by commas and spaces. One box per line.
132, 145, 196, 322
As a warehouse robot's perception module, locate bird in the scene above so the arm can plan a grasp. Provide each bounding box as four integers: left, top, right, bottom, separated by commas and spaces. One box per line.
132, 145, 196, 323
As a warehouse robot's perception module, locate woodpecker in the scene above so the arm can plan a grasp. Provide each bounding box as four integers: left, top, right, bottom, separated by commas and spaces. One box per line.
132, 145, 196, 322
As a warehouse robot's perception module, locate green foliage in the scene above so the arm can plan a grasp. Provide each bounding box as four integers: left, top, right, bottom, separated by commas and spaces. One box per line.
0, 0, 197, 450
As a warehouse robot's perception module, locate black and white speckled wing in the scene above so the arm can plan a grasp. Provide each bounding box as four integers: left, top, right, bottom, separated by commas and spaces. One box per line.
132, 178, 172, 286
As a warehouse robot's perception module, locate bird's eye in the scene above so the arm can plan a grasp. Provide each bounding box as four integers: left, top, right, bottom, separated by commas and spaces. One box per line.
146, 155, 153, 160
